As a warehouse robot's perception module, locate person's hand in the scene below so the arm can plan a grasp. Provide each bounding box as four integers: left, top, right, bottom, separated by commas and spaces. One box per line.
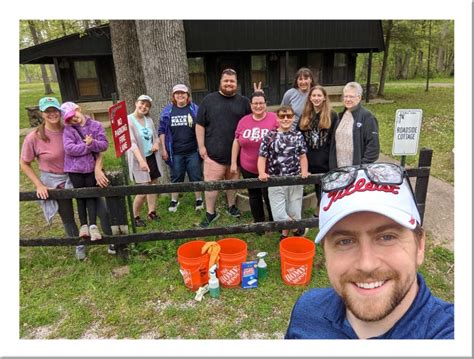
258, 172, 269, 182
84, 134, 93, 146
139, 160, 150, 172
95, 168, 109, 188
301, 171, 309, 179
161, 149, 169, 162
36, 183, 49, 200
253, 82, 263, 93
152, 142, 159, 152
198, 146, 208, 160
230, 162, 238, 174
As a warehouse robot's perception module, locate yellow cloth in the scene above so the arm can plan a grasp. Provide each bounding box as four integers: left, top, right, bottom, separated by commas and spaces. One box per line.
201, 241, 221, 269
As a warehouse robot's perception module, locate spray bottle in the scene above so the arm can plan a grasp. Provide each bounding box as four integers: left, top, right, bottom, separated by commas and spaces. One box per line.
208, 264, 220, 298
256, 252, 268, 280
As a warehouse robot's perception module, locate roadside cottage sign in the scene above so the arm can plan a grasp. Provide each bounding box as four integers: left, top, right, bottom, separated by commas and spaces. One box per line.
392, 109, 423, 156
109, 101, 131, 158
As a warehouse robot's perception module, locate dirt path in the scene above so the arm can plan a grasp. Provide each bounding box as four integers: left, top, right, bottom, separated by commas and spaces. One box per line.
379, 154, 454, 251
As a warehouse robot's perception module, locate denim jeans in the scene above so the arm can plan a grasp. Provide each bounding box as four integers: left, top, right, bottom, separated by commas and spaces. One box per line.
170, 151, 203, 183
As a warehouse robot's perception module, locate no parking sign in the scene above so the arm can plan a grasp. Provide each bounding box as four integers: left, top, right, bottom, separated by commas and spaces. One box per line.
392, 109, 423, 156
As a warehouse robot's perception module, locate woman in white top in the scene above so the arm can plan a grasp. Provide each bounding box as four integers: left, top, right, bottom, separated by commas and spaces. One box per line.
127, 95, 163, 227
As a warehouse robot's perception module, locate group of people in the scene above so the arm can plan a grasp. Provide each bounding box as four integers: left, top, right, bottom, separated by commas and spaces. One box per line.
20, 67, 381, 256
21, 67, 454, 339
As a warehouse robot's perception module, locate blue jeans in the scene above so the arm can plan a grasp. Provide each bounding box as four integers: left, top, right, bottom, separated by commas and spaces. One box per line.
170, 151, 203, 183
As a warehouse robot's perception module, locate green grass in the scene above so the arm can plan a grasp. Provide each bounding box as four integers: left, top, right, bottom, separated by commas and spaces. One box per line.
333, 83, 454, 183
20, 82, 61, 129
19, 80, 454, 339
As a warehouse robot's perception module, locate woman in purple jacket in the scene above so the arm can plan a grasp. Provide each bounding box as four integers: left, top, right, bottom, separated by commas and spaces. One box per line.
61, 102, 109, 241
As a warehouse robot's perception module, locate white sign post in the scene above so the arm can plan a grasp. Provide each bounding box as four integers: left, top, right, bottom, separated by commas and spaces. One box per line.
392, 109, 423, 166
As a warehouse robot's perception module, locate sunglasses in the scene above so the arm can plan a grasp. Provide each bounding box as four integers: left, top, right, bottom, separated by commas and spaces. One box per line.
277, 113, 294, 119
321, 163, 408, 192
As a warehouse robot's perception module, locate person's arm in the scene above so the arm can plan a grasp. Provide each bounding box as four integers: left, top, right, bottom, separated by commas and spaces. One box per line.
257, 156, 269, 182
20, 159, 49, 199
230, 139, 240, 174
300, 154, 309, 178
88, 122, 109, 153
63, 128, 90, 156
159, 133, 169, 162
94, 152, 109, 188
361, 114, 380, 164
195, 124, 207, 160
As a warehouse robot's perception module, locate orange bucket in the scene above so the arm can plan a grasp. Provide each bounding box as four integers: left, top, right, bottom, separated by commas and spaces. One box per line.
280, 236, 316, 286
177, 240, 210, 291
217, 238, 248, 288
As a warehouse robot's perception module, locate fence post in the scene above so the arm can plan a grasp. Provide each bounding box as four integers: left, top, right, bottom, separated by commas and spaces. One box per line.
106, 170, 130, 261
415, 148, 433, 224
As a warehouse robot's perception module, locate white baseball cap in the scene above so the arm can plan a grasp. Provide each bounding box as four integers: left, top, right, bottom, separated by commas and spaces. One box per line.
137, 94, 153, 103
315, 169, 421, 243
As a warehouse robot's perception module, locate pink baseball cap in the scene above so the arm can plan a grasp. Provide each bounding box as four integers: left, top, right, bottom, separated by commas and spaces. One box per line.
172, 84, 189, 94
60, 101, 79, 122
315, 170, 421, 243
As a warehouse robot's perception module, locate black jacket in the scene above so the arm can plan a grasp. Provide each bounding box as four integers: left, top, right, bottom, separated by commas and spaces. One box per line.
328, 103, 380, 169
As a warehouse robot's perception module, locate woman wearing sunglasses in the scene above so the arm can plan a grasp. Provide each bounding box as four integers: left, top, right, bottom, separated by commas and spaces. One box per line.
329, 82, 380, 169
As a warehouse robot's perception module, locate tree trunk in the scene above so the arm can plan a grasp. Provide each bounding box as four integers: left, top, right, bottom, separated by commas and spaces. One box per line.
27, 20, 53, 94
413, 49, 423, 78
60, 20, 68, 36
134, 20, 190, 182
401, 49, 411, 79
135, 20, 190, 120
49, 64, 58, 82
377, 19, 393, 97
109, 20, 147, 114
22, 65, 32, 83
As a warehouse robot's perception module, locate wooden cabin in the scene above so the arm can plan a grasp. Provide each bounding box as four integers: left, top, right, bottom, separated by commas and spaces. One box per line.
20, 20, 384, 121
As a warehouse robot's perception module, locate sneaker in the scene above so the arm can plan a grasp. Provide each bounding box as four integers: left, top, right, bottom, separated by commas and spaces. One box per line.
227, 205, 241, 218
168, 201, 179, 213
195, 199, 204, 211
134, 216, 146, 227
279, 233, 288, 242
293, 227, 309, 237
89, 225, 102, 241
147, 211, 160, 221
79, 224, 89, 238
107, 244, 116, 255
199, 211, 220, 228
75, 245, 86, 260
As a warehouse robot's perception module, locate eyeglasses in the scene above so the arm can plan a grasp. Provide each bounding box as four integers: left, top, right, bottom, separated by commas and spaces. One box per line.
321, 163, 406, 192
251, 102, 266, 106
277, 114, 294, 119
343, 95, 359, 100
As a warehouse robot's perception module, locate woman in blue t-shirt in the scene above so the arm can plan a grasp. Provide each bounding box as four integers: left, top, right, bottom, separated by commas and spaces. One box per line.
158, 84, 203, 213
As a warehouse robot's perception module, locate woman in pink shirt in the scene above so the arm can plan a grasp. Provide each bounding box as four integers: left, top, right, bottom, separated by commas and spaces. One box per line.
231, 91, 278, 225
20, 97, 111, 260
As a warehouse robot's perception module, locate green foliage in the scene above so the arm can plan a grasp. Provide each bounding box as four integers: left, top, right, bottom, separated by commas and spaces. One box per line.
356, 20, 454, 83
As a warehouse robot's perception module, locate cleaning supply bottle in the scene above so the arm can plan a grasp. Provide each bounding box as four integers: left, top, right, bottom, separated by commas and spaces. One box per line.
257, 252, 268, 280
208, 264, 220, 298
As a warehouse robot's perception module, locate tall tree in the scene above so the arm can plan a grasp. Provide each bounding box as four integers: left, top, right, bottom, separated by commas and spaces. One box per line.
134, 20, 190, 120
27, 20, 53, 94
109, 20, 146, 113
377, 20, 393, 97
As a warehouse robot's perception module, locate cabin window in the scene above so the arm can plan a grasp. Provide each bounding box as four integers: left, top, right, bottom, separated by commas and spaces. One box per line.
308, 52, 323, 85
74, 60, 100, 98
333, 53, 348, 84
279, 55, 298, 86
251, 55, 267, 87
188, 57, 207, 91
